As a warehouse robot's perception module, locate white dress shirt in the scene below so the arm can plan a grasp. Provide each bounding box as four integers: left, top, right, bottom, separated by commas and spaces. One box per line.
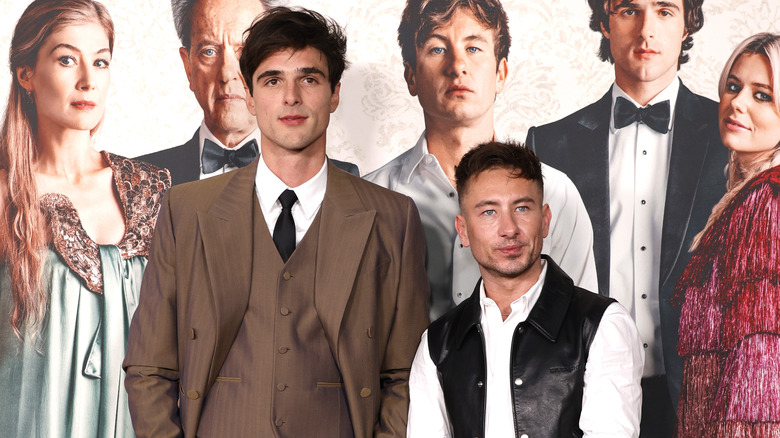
254, 155, 328, 243
198, 121, 262, 180
365, 132, 598, 320
608, 78, 679, 377
407, 260, 644, 437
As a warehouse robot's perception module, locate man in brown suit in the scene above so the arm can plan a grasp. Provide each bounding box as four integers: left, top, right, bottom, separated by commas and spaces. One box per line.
123, 7, 430, 438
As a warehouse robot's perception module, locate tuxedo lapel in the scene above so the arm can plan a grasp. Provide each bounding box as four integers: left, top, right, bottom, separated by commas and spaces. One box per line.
196, 159, 259, 386
575, 91, 612, 295
659, 85, 712, 286
179, 130, 201, 184
314, 163, 376, 350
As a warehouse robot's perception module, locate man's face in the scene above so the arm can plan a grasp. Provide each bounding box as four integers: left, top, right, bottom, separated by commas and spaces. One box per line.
602, 0, 687, 92
406, 7, 507, 127
455, 167, 550, 282
180, 0, 264, 143
248, 47, 340, 156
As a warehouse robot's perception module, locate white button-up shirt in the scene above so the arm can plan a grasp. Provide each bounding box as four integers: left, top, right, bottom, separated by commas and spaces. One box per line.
254, 155, 328, 243
365, 132, 598, 320
407, 260, 644, 437
608, 78, 679, 377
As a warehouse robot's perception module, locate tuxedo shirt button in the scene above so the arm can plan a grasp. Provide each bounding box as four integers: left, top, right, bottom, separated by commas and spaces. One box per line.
360, 388, 371, 397
283, 272, 291, 280
277, 383, 287, 391
186, 390, 199, 400
275, 418, 284, 427
280, 307, 290, 315
278, 346, 288, 354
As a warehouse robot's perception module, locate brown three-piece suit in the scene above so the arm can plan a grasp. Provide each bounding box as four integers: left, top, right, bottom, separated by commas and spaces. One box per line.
123, 159, 430, 437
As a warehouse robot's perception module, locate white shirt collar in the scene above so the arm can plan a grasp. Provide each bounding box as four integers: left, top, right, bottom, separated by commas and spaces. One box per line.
255, 154, 328, 219
198, 120, 262, 172
478, 258, 548, 320
610, 77, 680, 133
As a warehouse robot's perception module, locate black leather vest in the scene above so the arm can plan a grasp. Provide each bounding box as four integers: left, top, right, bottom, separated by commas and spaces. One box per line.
427, 256, 615, 438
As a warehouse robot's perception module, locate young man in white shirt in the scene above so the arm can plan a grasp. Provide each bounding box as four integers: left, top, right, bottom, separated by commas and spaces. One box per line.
526, 0, 728, 435
407, 141, 643, 437
365, 0, 597, 321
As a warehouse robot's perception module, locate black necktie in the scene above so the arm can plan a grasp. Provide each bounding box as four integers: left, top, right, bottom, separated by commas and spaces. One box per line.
614, 97, 671, 134
201, 138, 259, 174
273, 189, 298, 262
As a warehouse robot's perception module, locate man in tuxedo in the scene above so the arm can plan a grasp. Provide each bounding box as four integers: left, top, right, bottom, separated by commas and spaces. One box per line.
124, 8, 429, 437
140, 0, 357, 184
525, 0, 728, 435
365, 0, 598, 321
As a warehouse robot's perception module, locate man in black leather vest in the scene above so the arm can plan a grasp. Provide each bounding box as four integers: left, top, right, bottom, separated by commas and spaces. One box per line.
406, 141, 644, 437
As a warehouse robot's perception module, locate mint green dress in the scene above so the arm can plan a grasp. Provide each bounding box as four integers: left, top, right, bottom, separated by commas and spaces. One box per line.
0, 152, 170, 438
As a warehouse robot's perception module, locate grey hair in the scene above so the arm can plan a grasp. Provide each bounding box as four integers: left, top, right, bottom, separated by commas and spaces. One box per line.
171, 0, 286, 49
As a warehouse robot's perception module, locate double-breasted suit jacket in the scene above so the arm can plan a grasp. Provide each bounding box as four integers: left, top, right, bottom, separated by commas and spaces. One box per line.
138, 129, 360, 185
525, 82, 728, 406
123, 159, 430, 437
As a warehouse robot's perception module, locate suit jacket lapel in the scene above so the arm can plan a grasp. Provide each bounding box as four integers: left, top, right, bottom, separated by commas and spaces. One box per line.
660, 84, 712, 286
575, 91, 612, 295
314, 163, 376, 350
196, 159, 258, 385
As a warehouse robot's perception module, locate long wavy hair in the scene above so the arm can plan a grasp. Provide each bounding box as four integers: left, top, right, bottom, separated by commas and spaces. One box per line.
691, 32, 780, 250
0, 0, 114, 337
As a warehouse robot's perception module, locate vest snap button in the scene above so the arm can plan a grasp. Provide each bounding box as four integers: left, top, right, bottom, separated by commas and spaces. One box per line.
283, 272, 292, 280
278, 346, 289, 354
280, 307, 290, 315
275, 417, 284, 427
514, 378, 523, 386
277, 383, 287, 391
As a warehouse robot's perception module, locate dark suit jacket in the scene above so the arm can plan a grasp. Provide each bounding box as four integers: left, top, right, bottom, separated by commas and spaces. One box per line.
525, 82, 728, 407
138, 129, 361, 185
123, 159, 430, 437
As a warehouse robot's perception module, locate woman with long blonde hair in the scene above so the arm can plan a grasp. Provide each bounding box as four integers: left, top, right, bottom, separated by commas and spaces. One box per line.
0, 1, 170, 436
675, 32, 780, 436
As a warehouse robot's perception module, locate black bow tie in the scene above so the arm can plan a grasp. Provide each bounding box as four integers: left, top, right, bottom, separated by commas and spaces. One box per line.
201, 138, 259, 174
614, 97, 671, 134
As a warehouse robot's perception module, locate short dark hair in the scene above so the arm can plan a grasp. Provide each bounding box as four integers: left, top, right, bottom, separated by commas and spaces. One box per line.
587, 0, 704, 67
398, 0, 511, 70
171, 0, 277, 50
239, 6, 348, 94
455, 141, 543, 202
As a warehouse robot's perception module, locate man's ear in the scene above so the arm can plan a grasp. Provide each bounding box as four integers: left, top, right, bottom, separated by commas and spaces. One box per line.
179, 47, 195, 92
455, 214, 470, 248
541, 203, 551, 239
600, 22, 610, 39
16, 66, 33, 91
330, 82, 341, 113
495, 58, 508, 94
403, 61, 418, 97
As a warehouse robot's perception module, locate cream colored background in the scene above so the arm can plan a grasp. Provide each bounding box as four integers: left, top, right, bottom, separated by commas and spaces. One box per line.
0, 0, 778, 174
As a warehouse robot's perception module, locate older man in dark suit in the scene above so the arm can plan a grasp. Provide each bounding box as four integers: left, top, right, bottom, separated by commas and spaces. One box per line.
525, 1, 727, 436
124, 8, 429, 437
139, 0, 357, 184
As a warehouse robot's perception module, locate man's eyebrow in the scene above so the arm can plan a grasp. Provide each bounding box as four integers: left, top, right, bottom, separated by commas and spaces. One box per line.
425, 32, 489, 45
194, 39, 222, 51
256, 67, 327, 81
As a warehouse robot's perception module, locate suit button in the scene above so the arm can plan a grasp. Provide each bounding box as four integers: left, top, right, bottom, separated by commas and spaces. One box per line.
283, 272, 291, 280
360, 388, 372, 397
517, 326, 524, 334
514, 378, 523, 386
278, 346, 289, 354
477, 380, 484, 388
275, 418, 284, 427
280, 307, 290, 315
277, 383, 287, 391
186, 390, 199, 400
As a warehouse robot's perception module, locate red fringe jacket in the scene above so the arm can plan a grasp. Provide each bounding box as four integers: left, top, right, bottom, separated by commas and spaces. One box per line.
675, 166, 780, 437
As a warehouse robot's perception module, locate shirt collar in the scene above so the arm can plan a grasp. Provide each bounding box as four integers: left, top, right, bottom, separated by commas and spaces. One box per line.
255, 155, 328, 219
610, 76, 680, 133
198, 120, 261, 163
479, 258, 548, 319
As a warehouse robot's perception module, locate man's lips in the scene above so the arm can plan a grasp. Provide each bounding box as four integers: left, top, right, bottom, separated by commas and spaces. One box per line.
723, 116, 749, 131
280, 114, 307, 126
497, 244, 524, 256
446, 84, 473, 95
215, 93, 244, 102
71, 100, 96, 110
634, 48, 659, 59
